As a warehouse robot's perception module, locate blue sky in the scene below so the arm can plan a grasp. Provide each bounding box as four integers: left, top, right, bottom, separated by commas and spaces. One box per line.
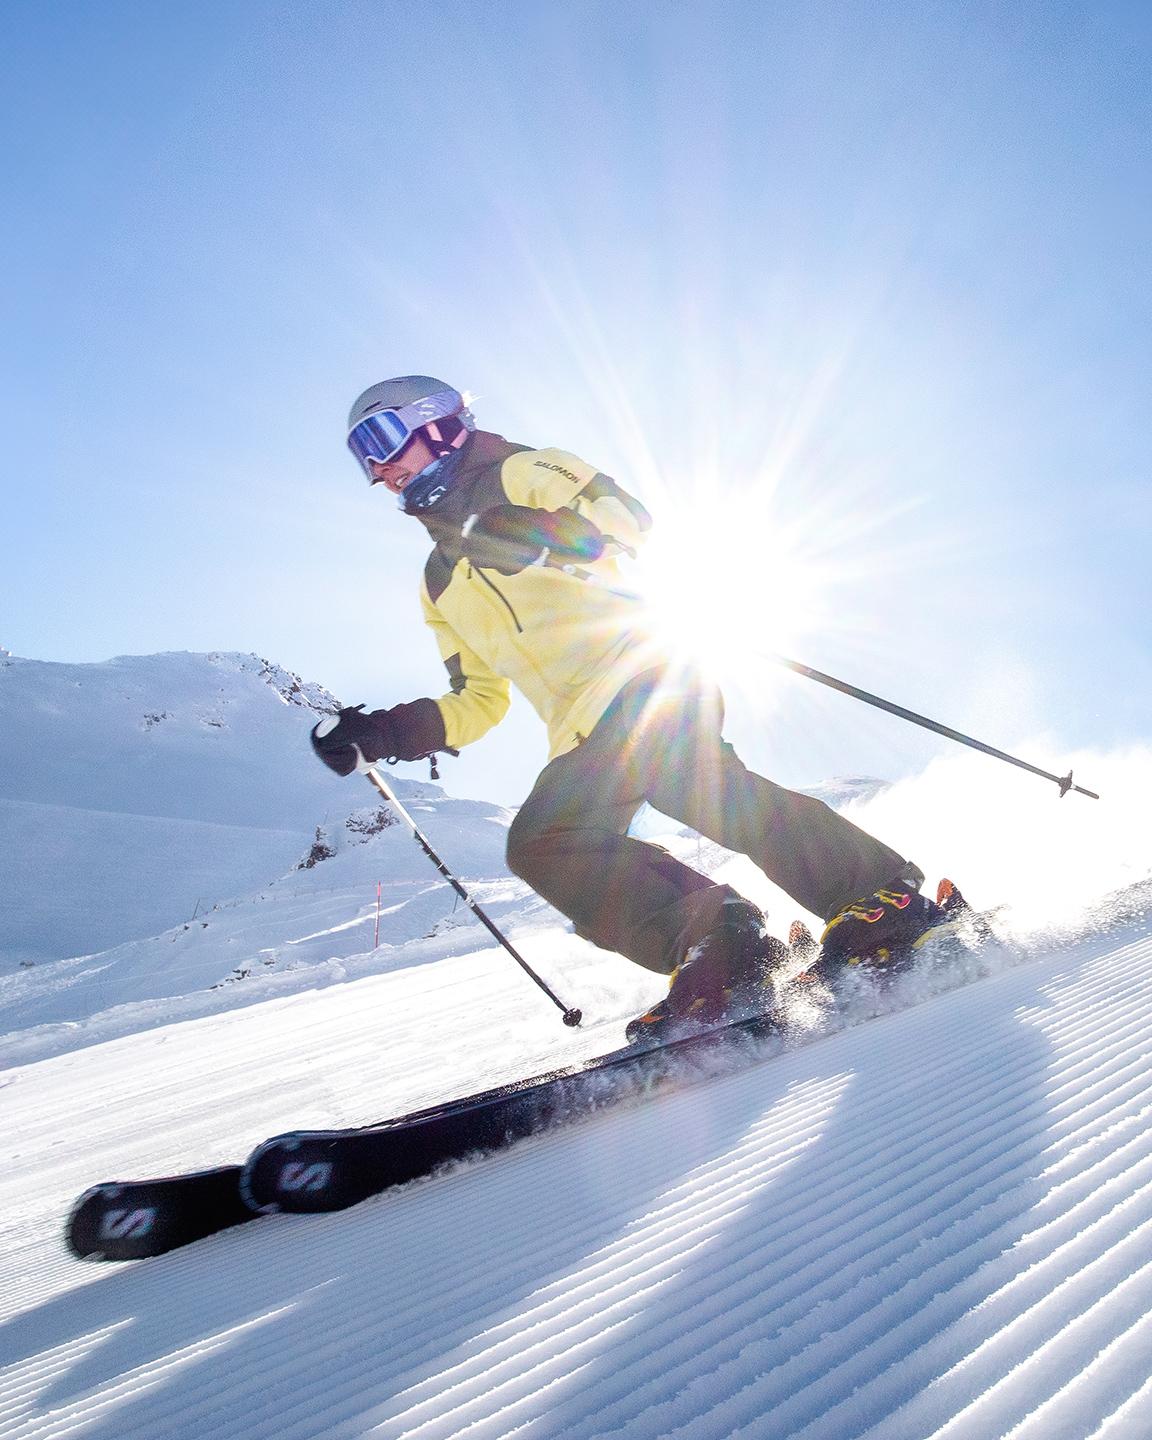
3, 0, 1149, 805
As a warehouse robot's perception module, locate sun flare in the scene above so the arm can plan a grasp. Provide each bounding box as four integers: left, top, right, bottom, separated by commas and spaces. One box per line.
630, 497, 829, 684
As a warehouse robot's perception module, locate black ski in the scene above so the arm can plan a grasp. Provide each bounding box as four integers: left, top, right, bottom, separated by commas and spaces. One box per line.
65, 881, 994, 1259
239, 885, 991, 1218
242, 1008, 785, 1214
62, 1009, 785, 1260
67, 1165, 254, 1260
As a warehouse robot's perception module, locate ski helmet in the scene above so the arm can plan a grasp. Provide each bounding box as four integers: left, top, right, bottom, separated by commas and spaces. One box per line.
346, 375, 475, 510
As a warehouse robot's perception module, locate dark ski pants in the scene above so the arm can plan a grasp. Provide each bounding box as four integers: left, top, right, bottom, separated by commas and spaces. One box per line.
506, 669, 911, 976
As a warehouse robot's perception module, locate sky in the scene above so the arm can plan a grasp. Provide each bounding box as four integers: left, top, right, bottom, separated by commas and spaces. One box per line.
2, 0, 1150, 806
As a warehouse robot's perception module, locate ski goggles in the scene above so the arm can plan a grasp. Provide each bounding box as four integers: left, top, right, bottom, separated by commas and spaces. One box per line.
347, 388, 467, 480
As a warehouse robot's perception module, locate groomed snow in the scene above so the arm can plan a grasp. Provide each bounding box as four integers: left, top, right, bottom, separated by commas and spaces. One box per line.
4, 913, 1152, 1439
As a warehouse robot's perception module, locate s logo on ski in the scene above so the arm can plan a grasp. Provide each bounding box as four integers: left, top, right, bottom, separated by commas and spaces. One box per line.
100, 1207, 157, 1240
278, 1161, 333, 1194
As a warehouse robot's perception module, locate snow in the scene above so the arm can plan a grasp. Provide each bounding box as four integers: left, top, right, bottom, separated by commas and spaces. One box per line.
3, 651, 1152, 1438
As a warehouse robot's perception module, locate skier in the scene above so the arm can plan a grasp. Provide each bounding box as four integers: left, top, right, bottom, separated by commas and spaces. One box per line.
313, 375, 948, 1038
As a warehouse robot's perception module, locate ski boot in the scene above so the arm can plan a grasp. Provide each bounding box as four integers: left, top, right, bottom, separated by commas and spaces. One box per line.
935, 877, 999, 948
625, 896, 788, 1044
816, 863, 950, 987
788, 918, 822, 968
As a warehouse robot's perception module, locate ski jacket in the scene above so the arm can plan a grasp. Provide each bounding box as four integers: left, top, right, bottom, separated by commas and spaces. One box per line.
415, 431, 666, 760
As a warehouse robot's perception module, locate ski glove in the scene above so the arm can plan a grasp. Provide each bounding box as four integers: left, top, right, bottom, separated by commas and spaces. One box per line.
310, 700, 447, 777
462, 504, 605, 576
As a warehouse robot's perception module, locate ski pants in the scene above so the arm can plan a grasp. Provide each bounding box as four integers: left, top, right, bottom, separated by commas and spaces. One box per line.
505, 669, 910, 976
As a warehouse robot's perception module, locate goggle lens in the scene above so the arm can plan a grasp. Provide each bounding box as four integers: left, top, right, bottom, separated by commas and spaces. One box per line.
347, 411, 413, 474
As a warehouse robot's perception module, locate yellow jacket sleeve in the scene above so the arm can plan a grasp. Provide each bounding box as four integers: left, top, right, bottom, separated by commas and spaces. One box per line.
501, 448, 652, 557
420, 585, 512, 748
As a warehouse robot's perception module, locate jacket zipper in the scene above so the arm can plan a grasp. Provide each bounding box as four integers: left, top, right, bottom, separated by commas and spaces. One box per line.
469, 564, 524, 633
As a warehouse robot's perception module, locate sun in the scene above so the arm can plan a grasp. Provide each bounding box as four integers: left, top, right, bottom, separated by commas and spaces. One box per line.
629, 494, 830, 684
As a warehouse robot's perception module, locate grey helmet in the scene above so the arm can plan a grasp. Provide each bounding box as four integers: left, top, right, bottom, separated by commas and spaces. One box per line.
347, 375, 464, 432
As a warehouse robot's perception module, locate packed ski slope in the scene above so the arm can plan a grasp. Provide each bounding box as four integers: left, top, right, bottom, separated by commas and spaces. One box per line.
3, 652, 1152, 1438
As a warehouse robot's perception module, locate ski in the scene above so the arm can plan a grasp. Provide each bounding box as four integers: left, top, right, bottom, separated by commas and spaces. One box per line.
239, 880, 996, 1218
66, 1164, 254, 1261
62, 1008, 785, 1260
242, 1007, 785, 1214
65, 881, 994, 1258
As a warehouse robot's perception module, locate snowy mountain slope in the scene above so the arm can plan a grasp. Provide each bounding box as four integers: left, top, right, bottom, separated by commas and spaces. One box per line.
0, 651, 455, 964
0, 651, 339, 825
792, 774, 892, 809
0, 795, 308, 967
2, 900, 1151, 1439
0, 784, 518, 1065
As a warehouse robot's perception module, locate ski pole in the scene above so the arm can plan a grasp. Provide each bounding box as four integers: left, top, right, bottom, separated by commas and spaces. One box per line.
768, 652, 1099, 800
356, 758, 583, 1027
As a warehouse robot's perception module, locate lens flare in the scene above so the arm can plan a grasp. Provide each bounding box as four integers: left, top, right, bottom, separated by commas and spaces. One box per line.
630, 495, 831, 685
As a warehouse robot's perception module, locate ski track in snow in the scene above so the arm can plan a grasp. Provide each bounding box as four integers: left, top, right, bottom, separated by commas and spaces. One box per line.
4, 917, 1152, 1439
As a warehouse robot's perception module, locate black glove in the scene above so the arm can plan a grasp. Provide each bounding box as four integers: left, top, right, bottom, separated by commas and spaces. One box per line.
310, 700, 447, 777
463, 505, 605, 576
